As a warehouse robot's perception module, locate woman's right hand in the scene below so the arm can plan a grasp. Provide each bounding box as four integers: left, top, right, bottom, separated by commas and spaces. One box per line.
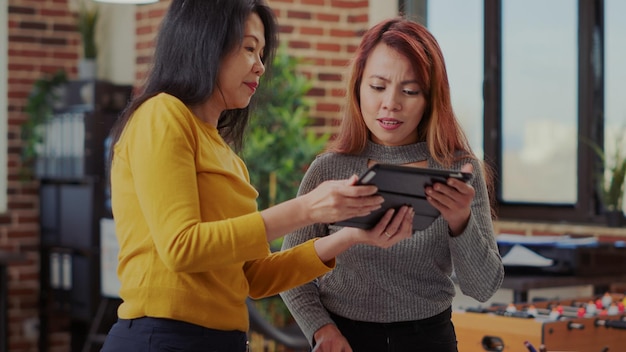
313, 205, 413, 262
354, 205, 414, 248
302, 175, 384, 224
260, 175, 388, 243
312, 324, 353, 352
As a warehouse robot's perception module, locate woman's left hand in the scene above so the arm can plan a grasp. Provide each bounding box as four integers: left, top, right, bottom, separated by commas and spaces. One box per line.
425, 163, 475, 236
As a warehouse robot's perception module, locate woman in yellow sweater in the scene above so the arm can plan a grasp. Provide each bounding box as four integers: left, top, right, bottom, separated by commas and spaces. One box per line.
100, 1, 415, 351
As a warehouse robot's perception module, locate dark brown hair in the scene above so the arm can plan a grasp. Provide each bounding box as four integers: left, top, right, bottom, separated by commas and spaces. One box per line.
108, 0, 278, 160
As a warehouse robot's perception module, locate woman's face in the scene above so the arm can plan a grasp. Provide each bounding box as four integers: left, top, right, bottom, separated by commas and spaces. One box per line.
210, 13, 266, 115
359, 43, 427, 146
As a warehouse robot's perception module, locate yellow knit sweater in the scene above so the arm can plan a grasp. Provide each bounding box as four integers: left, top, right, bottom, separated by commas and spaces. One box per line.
110, 93, 332, 332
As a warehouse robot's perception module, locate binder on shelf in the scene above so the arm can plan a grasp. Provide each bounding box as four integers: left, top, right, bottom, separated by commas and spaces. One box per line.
34, 80, 132, 180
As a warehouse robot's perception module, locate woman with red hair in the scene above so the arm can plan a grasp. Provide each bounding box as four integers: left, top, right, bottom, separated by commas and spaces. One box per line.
281, 17, 504, 352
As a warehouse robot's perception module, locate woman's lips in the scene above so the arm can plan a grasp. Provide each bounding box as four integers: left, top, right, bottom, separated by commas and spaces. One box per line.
244, 82, 258, 92
377, 118, 402, 130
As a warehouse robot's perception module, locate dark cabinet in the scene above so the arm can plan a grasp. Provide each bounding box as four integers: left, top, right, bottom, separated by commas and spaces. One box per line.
38, 80, 130, 352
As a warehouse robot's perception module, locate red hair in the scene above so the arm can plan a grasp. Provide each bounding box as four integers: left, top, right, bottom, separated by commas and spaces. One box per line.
328, 17, 472, 168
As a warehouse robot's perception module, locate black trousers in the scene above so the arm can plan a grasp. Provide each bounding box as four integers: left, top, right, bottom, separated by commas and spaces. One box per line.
100, 317, 248, 352
329, 307, 458, 352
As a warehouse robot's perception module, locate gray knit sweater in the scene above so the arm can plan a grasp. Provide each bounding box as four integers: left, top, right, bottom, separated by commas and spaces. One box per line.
279, 141, 504, 344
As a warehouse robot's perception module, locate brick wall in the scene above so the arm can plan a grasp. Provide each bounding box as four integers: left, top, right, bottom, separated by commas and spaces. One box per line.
2, 1, 370, 351
4, 1, 626, 352
269, 0, 368, 133
5, 1, 80, 351
135, 0, 369, 131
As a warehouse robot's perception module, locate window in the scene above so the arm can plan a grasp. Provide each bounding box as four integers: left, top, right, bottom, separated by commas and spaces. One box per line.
428, 0, 484, 157
500, 0, 577, 204
485, 0, 606, 223
384, 0, 612, 224
604, 0, 626, 213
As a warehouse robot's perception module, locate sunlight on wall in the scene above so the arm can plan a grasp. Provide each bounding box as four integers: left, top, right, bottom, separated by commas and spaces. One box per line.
97, 3, 135, 85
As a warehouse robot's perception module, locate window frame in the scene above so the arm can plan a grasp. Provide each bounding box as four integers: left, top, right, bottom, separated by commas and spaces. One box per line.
483, 0, 606, 224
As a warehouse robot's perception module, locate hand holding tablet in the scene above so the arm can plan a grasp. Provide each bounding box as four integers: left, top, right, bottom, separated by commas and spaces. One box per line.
334, 164, 473, 231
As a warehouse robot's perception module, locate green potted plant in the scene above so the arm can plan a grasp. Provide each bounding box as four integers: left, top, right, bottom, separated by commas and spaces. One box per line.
589, 129, 626, 226
76, 0, 99, 79
21, 69, 68, 178
242, 47, 329, 212
241, 48, 329, 345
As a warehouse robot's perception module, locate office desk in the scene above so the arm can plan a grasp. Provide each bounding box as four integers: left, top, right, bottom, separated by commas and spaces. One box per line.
502, 273, 626, 302
0, 252, 25, 352
453, 273, 626, 310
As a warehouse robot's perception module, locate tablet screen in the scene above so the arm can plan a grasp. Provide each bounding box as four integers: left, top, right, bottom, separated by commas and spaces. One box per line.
334, 164, 472, 231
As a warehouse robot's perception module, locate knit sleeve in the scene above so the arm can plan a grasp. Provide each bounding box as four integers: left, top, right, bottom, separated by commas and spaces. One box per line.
449, 158, 504, 302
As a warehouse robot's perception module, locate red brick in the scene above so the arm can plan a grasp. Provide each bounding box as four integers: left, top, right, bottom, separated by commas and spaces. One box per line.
307, 87, 325, 97
347, 44, 359, 52
303, 57, 326, 66
8, 48, 48, 57
329, 29, 356, 37
137, 55, 152, 65
316, 103, 341, 112
330, 58, 350, 66
288, 10, 312, 20
19, 21, 47, 30
316, 42, 341, 52
8, 35, 37, 44
279, 24, 295, 34
148, 8, 168, 19
301, 26, 324, 35
288, 40, 311, 49
137, 25, 153, 35
40, 37, 67, 45
40, 8, 71, 17
331, 88, 346, 97
8, 6, 35, 15
52, 23, 76, 32
318, 73, 342, 82
136, 41, 154, 51
331, 0, 368, 8
348, 14, 368, 23
8, 85, 35, 99
317, 13, 340, 22
52, 51, 78, 60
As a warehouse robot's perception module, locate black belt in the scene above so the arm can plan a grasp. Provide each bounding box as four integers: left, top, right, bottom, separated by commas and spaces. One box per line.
330, 306, 452, 335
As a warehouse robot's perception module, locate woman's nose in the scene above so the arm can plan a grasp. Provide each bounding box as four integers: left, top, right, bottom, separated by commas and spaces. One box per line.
254, 57, 265, 76
382, 91, 401, 111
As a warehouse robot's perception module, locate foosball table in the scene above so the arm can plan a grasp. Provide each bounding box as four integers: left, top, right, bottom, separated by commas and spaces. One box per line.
453, 293, 626, 352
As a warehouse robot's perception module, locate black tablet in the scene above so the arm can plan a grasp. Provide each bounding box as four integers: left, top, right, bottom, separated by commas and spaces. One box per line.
334, 164, 473, 231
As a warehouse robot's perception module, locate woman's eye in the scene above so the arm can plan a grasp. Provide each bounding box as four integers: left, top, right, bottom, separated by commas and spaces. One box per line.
369, 85, 384, 91
404, 89, 420, 95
